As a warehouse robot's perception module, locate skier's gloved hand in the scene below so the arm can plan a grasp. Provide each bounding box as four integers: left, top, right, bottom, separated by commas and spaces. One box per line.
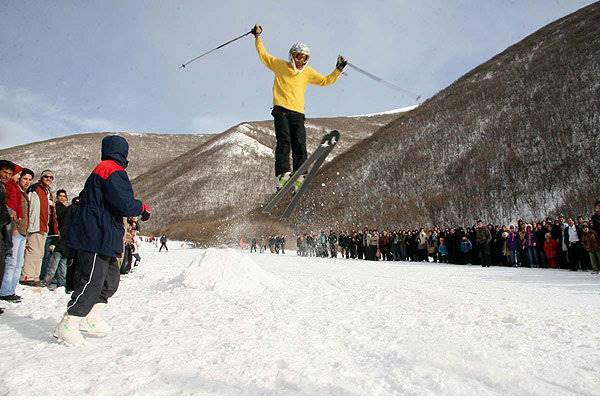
141, 203, 151, 222
336, 55, 347, 71
251, 24, 262, 38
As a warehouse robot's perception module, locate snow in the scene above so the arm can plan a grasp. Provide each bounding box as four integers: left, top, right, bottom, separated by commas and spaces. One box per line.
178, 248, 282, 294
202, 129, 272, 158
348, 104, 419, 117
1, 242, 600, 395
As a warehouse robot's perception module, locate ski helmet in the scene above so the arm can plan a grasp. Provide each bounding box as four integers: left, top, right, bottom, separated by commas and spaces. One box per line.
289, 42, 311, 58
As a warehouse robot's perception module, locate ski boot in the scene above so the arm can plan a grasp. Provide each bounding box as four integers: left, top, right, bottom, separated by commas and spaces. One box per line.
293, 174, 306, 195
275, 172, 291, 192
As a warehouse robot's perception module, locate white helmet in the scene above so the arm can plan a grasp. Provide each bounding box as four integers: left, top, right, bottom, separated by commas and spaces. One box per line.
289, 42, 311, 57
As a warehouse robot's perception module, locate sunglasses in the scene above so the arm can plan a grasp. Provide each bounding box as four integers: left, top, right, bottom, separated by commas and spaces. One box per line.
43, 176, 54, 180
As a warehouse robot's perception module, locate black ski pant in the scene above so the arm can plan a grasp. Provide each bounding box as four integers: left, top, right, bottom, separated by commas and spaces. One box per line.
159, 243, 168, 252
67, 250, 120, 317
271, 106, 307, 176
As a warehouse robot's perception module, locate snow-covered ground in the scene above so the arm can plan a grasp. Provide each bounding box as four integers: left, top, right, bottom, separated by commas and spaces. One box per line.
1, 242, 600, 395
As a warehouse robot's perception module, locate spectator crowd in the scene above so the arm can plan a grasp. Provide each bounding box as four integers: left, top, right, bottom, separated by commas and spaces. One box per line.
0, 158, 145, 316
252, 206, 600, 273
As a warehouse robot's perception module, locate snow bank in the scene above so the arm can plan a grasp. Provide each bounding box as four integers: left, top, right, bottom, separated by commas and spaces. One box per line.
180, 248, 281, 294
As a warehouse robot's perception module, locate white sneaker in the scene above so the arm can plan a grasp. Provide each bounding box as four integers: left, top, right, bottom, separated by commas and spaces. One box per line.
54, 313, 85, 347
79, 303, 111, 337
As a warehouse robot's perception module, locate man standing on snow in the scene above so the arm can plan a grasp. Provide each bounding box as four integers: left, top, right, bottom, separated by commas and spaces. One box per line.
54, 135, 151, 346
251, 24, 347, 192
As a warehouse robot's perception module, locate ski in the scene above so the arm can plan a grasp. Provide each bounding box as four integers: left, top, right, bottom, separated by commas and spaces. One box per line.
261, 130, 340, 217
281, 130, 339, 219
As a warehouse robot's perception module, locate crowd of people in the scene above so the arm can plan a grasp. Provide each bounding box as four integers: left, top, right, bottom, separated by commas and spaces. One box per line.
259, 207, 600, 273
0, 158, 147, 316
248, 235, 287, 254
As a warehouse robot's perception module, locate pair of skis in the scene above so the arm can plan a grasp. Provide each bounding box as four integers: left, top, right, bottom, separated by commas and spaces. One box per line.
261, 130, 340, 219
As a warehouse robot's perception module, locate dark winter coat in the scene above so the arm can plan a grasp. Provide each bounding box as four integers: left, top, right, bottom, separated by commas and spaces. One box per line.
0, 184, 10, 228
591, 213, 600, 236
460, 239, 472, 254
55, 200, 77, 256
534, 229, 546, 249
66, 135, 143, 257
507, 232, 521, 250
582, 230, 600, 252
475, 227, 491, 245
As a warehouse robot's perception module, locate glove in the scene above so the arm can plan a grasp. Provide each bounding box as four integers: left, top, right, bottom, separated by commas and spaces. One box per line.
336, 55, 347, 71
251, 24, 262, 37
141, 203, 151, 222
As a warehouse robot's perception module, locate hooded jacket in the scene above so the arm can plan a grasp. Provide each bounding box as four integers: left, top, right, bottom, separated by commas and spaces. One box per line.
66, 135, 143, 257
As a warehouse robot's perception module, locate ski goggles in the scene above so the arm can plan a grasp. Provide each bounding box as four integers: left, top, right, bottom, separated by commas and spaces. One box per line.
291, 53, 309, 62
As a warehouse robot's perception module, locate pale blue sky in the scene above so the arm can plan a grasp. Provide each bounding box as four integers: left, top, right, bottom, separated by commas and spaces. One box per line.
0, 0, 594, 148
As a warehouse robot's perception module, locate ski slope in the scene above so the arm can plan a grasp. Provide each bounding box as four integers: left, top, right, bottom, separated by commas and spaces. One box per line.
1, 242, 600, 395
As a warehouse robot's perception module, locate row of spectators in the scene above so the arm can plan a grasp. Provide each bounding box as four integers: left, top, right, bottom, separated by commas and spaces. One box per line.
0, 159, 144, 315
283, 207, 600, 272
248, 235, 287, 254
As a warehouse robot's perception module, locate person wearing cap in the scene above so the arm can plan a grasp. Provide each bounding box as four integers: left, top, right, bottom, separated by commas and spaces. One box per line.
251, 24, 347, 192
54, 135, 151, 347
20, 169, 59, 286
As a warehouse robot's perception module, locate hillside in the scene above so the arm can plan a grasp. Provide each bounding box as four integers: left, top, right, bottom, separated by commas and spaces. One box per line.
294, 1, 600, 230
0, 132, 214, 198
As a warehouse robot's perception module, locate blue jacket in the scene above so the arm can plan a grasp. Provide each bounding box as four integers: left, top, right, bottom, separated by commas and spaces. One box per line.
460, 239, 472, 254
67, 136, 143, 257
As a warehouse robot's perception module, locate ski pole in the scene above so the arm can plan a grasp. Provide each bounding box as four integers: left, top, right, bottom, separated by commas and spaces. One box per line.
346, 61, 421, 102
180, 30, 253, 69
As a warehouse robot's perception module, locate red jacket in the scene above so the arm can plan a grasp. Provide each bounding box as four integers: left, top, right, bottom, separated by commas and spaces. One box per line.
4, 180, 23, 219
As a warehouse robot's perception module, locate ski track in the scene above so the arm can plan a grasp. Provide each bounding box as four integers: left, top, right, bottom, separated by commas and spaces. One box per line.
1, 242, 600, 395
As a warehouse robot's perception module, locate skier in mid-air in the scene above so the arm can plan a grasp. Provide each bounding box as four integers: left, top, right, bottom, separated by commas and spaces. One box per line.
251, 24, 347, 192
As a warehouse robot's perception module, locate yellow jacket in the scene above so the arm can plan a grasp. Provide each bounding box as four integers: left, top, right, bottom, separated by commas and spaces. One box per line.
255, 37, 341, 114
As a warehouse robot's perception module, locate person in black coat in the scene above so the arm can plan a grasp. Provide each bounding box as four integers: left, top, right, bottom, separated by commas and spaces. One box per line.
591, 201, 600, 236
54, 135, 151, 346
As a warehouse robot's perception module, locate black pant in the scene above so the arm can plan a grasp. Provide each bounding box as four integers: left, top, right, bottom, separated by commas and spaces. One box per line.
479, 242, 492, 267
159, 243, 168, 252
272, 106, 307, 176
568, 242, 585, 270
357, 245, 364, 260
67, 250, 120, 317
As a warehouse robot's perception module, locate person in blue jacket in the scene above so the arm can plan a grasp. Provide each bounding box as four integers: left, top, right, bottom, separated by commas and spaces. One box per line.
54, 135, 151, 346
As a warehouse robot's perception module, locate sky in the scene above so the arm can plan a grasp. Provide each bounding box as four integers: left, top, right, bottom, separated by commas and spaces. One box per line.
0, 0, 595, 149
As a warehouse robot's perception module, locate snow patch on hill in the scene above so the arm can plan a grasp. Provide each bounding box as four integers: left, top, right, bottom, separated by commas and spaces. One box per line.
203, 129, 272, 158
